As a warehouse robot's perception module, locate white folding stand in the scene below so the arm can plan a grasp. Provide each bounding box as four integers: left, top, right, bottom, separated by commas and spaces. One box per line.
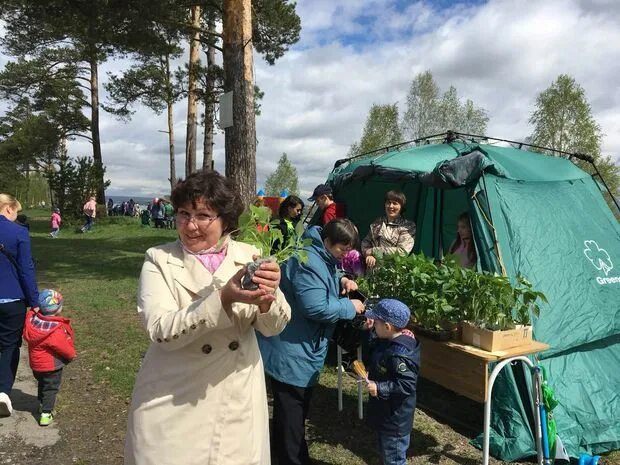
336, 345, 364, 419
483, 356, 543, 465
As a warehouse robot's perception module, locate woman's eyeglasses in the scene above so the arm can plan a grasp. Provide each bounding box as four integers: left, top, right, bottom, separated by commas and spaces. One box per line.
176, 212, 219, 225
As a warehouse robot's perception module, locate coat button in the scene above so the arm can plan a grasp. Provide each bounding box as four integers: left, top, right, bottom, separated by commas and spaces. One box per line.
228, 341, 239, 351
201, 344, 212, 354
191, 324, 197, 330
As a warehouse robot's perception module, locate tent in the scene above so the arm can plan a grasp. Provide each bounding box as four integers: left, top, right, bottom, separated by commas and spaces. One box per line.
325, 136, 620, 460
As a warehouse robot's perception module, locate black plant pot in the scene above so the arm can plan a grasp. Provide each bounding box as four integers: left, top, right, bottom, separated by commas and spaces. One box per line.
241, 257, 275, 291
411, 324, 456, 342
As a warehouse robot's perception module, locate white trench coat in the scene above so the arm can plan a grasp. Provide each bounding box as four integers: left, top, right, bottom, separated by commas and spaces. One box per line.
124, 240, 291, 465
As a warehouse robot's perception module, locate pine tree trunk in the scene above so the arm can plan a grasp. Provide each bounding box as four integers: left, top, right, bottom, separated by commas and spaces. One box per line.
89, 57, 105, 204
202, 18, 216, 171
223, 0, 256, 207
167, 102, 176, 192
165, 53, 176, 192
185, 5, 201, 177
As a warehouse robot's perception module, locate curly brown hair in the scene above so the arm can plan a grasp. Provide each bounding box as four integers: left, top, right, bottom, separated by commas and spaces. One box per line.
171, 170, 244, 234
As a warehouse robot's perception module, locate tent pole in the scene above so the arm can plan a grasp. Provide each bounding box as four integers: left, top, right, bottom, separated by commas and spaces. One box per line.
589, 162, 620, 214
438, 189, 444, 259
432, 188, 438, 258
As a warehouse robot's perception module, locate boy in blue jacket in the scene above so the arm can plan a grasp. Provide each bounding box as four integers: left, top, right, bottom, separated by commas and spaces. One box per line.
364, 298, 421, 465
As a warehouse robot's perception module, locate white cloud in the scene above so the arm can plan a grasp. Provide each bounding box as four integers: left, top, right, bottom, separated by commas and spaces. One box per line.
5, 0, 616, 199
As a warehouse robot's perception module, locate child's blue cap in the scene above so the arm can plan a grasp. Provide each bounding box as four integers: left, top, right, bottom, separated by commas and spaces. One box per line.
38, 289, 64, 316
365, 298, 410, 329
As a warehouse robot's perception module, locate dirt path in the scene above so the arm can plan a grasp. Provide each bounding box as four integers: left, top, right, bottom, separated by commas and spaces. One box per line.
0, 348, 126, 465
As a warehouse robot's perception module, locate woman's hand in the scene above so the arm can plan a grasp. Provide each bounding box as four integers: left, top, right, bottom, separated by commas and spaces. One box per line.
220, 260, 280, 314
365, 255, 377, 268
252, 258, 281, 313
340, 277, 358, 295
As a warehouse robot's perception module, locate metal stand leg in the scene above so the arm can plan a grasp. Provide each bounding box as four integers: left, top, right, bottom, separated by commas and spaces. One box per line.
357, 346, 363, 420
337, 345, 343, 412
483, 356, 539, 465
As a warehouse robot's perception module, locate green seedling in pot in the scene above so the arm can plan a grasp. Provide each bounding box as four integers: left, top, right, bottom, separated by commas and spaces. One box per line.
236, 205, 310, 290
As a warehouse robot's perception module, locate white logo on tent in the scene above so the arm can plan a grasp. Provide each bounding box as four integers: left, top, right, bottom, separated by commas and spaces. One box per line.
583, 240, 613, 276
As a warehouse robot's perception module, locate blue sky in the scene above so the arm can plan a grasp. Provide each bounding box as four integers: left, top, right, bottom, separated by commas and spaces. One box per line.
2, 0, 618, 198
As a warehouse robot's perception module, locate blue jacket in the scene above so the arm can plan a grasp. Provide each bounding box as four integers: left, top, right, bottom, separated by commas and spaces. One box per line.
366, 333, 420, 435
0, 215, 39, 307
258, 226, 356, 387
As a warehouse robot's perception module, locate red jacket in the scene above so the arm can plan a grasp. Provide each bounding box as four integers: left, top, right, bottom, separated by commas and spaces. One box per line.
22, 310, 76, 372
322, 202, 338, 225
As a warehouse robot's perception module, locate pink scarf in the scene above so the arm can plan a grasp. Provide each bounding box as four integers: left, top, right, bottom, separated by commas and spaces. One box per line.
181, 237, 229, 274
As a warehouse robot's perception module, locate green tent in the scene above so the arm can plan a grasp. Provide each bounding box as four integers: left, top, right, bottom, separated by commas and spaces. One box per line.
327, 140, 620, 460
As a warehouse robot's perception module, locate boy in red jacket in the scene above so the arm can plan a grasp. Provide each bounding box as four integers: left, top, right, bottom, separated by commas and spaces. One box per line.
23, 289, 76, 426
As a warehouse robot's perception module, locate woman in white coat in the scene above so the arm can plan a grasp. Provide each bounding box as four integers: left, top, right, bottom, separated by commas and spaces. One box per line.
124, 170, 291, 465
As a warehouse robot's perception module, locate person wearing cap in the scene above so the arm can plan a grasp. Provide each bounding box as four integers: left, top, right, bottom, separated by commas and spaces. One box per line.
361, 190, 417, 269
364, 298, 421, 465
22, 289, 76, 426
308, 183, 339, 225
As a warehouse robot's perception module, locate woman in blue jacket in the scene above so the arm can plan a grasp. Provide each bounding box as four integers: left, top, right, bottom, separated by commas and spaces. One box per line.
0, 194, 40, 417
258, 218, 365, 465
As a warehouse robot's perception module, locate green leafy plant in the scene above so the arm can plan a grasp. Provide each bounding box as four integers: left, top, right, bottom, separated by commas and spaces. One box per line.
236, 205, 310, 289
359, 252, 547, 333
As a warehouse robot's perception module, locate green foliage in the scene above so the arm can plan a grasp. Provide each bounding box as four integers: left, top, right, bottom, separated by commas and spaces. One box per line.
252, 0, 302, 65
349, 103, 402, 157
529, 74, 619, 197
401, 70, 489, 139
358, 253, 546, 331
265, 152, 299, 196
236, 205, 309, 264
46, 155, 111, 219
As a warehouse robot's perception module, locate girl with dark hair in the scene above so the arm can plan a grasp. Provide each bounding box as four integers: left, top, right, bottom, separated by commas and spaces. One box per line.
258, 218, 365, 465
448, 212, 477, 268
124, 170, 291, 465
273, 195, 304, 252
361, 190, 417, 269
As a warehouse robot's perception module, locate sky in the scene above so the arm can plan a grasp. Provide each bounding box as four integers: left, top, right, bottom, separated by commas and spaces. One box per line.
6, 0, 620, 199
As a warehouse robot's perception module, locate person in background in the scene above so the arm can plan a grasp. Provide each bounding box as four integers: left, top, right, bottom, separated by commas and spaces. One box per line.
22, 289, 76, 426
50, 208, 61, 238
107, 198, 114, 217
272, 195, 304, 252
258, 219, 364, 465
163, 199, 174, 229
0, 193, 40, 417
308, 184, 339, 225
448, 212, 476, 269
128, 198, 136, 217
80, 195, 97, 233
153, 199, 166, 228
361, 190, 416, 269
124, 170, 290, 465
364, 298, 420, 465
15, 214, 30, 231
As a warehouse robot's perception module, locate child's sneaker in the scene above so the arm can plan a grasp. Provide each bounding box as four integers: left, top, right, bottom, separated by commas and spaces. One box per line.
39, 412, 53, 426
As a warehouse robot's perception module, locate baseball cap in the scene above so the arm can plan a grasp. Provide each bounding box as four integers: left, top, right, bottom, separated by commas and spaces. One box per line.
308, 184, 332, 201
365, 298, 410, 329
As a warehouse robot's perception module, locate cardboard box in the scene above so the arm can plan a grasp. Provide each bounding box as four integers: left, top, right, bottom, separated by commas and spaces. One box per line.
461, 322, 532, 352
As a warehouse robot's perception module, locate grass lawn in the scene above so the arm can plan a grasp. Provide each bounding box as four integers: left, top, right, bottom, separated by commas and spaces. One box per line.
23, 210, 619, 465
